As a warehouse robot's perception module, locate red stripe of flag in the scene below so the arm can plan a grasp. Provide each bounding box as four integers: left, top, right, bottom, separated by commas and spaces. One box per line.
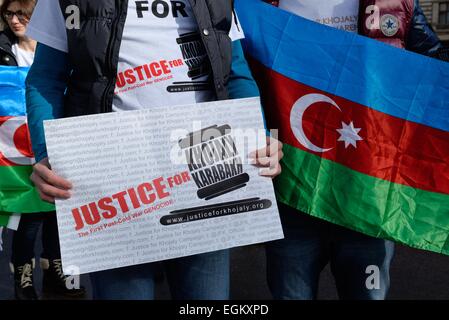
250, 59, 449, 195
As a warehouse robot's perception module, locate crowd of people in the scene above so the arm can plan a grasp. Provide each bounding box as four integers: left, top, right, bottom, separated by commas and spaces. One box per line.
0, 0, 85, 300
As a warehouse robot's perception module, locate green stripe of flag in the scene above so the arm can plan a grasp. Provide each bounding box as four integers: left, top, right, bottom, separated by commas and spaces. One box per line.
0, 166, 54, 213
276, 144, 449, 255
0, 212, 11, 227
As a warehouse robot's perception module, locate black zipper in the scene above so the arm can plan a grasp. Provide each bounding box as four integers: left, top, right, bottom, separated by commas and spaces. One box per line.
0, 45, 18, 66
101, 0, 125, 113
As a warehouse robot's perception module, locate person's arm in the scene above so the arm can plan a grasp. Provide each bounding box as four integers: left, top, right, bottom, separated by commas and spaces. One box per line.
26, 43, 72, 202
431, 46, 449, 62
262, 0, 279, 6
228, 40, 282, 178
406, 0, 442, 56
26, 43, 70, 162
227, 40, 260, 99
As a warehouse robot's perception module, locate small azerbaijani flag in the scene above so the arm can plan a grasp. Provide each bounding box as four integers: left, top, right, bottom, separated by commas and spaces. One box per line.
236, 0, 449, 255
0, 66, 54, 228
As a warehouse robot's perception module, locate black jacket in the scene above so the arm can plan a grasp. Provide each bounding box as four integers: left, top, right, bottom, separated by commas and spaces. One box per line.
0, 29, 18, 66
58, 0, 234, 117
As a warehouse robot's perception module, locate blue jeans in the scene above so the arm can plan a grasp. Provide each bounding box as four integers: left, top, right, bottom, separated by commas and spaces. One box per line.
90, 249, 230, 300
266, 203, 395, 300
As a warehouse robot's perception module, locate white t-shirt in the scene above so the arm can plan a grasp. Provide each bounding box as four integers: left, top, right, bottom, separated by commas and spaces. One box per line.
27, 0, 244, 111
11, 44, 35, 67
279, 0, 359, 33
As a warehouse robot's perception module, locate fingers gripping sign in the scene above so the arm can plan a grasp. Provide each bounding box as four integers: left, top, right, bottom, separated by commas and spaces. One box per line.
31, 158, 72, 203
248, 136, 283, 179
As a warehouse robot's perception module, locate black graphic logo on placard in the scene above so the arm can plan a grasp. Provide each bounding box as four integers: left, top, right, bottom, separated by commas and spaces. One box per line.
180, 125, 249, 200
160, 125, 272, 226
167, 32, 212, 93
160, 198, 272, 226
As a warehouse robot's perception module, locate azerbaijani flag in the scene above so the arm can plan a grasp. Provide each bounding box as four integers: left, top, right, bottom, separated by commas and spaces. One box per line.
236, 0, 449, 255
0, 66, 54, 227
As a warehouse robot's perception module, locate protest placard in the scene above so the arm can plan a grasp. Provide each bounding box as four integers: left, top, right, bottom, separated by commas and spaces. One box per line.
44, 97, 284, 275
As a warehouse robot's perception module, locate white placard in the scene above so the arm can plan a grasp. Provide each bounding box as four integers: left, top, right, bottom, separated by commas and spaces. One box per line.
44, 97, 284, 275
7, 214, 21, 231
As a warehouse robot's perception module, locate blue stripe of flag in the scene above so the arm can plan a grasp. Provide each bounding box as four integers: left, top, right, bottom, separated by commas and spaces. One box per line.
0, 66, 29, 117
235, 0, 449, 132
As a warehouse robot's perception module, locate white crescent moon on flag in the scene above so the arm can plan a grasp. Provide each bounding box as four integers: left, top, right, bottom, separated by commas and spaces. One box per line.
0, 116, 34, 165
290, 93, 341, 153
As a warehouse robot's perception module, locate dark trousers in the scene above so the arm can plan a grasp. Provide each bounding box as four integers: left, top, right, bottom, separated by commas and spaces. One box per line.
266, 203, 395, 300
11, 212, 61, 266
